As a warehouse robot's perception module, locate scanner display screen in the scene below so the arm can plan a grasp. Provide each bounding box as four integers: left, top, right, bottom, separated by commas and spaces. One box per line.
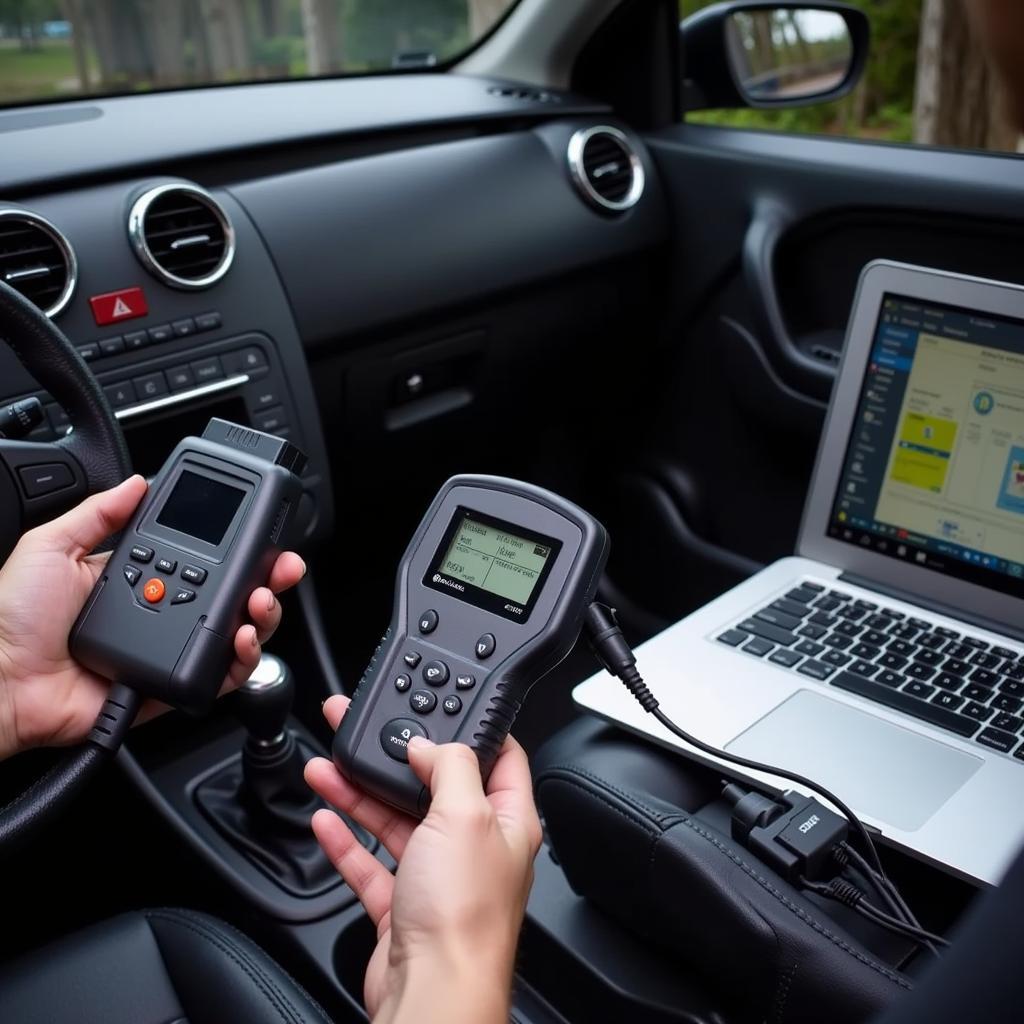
425, 509, 561, 621
157, 471, 246, 545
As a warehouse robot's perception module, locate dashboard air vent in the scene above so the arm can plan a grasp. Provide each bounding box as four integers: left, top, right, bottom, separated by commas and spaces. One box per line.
567, 126, 645, 213
0, 209, 77, 317
488, 85, 560, 104
128, 183, 235, 290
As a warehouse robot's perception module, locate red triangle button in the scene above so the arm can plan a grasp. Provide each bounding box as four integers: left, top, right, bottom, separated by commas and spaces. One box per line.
89, 287, 148, 326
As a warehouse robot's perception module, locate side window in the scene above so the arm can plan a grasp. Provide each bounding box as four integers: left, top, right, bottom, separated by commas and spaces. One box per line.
679, 0, 1022, 155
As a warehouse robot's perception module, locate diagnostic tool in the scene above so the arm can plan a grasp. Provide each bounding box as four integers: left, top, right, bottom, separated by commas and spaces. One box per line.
333, 475, 608, 816
71, 418, 306, 715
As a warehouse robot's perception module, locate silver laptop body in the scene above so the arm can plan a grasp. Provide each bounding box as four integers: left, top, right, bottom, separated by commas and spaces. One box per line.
575, 261, 1024, 885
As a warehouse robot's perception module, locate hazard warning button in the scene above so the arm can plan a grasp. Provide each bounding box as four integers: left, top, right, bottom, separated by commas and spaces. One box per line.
89, 287, 149, 326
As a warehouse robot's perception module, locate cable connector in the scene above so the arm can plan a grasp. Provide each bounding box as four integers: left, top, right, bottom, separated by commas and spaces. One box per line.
584, 603, 659, 712
87, 682, 142, 754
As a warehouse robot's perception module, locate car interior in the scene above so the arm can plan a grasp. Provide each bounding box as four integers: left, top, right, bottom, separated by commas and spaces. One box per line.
1, 0, 1023, 1021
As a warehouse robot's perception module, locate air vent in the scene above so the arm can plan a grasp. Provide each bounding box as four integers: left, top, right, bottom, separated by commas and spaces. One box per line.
488, 85, 561, 103
0, 209, 77, 317
128, 183, 235, 290
567, 126, 645, 213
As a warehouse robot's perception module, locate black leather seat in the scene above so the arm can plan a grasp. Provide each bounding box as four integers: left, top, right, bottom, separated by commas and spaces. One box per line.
0, 908, 331, 1024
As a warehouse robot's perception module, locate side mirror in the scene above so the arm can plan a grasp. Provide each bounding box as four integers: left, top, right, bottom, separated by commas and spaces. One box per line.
681, 2, 870, 112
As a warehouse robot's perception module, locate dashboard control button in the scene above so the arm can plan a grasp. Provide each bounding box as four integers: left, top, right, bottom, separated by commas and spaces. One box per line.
17, 462, 74, 498
409, 690, 437, 714
133, 372, 168, 400
394, 673, 412, 693
142, 578, 165, 603
89, 287, 148, 326
191, 356, 224, 384
418, 609, 439, 634
403, 651, 422, 668
251, 388, 279, 409
253, 406, 287, 433
380, 718, 427, 762
224, 347, 267, 374
455, 674, 476, 690
195, 311, 222, 332
76, 343, 99, 362
147, 323, 174, 344
166, 365, 195, 391
155, 557, 177, 574
123, 565, 141, 586
103, 381, 136, 408
442, 694, 462, 715
180, 565, 207, 585
475, 633, 496, 660
171, 588, 196, 605
98, 336, 125, 356
124, 330, 148, 351
423, 661, 449, 686
172, 317, 196, 337
130, 545, 154, 563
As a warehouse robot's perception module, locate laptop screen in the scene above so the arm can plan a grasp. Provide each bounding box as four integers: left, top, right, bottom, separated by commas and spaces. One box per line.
829, 293, 1024, 600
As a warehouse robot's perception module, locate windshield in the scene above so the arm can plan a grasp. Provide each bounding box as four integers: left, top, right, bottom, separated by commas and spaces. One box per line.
0, 0, 519, 108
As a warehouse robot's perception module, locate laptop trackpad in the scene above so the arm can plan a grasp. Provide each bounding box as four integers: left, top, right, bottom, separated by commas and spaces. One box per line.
725, 690, 982, 832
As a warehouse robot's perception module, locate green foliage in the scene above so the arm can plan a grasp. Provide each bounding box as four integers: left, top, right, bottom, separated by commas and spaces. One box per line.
680, 0, 922, 144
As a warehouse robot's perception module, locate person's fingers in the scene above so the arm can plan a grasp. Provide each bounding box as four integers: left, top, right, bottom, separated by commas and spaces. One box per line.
312, 808, 394, 929
247, 587, 282, 644
267, 552, 306, 594
323, 694, 350, 731
407, 739, 488, 815
305, 756, 416, 859
485, 735, 543, 852
224, 624, 261, 688
38, 475, 147, 558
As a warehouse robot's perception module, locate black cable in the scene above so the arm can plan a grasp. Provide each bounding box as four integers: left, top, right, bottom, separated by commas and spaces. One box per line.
584, 603, 886, 877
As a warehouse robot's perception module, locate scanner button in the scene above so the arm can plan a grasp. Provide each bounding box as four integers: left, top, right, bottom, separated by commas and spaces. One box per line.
155, 557, 177, 574
403, 651, 422, 669
423, 661, 449, 686
142, 578, 165, 603
380, 718, 427, 762
442, 694, 462, 715
409, 690, 437, 715
123, 565, 141, 586
456, 674, 476, 690
475, 633, 496, 660
171, 588, 196, 605
130, 544, 154, 563
418, 609, 439, 634
181, 565, 207, 585
394, 673, 412, 693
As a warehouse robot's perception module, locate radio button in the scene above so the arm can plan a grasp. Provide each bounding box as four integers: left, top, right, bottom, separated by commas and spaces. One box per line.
76, 343, 99, 362
455, 674, 476, 690
191, 357, 224, 384
253, 406, 287, 433
123, 565, 141, 586
172, 317, 196, 337
442, 694, 462, 715
394, 673, 412, 693
409, 690, 437, 715
166, 366, 195, 391
103, 381, 136, 408
147, 324, 174, 344
98, 336, 125, 357
224, 347, 267, 374
180, 565, 207, 585
475, 633, 496, 660
403, 651, 422, 668
155, 557, 177, 574
195, 311, 222, 332
124, 330, 148, 351
423, 661, 449, 687
251, 388, 279, 409
133, 372, 168, 400
380, 718, 427, 762
142, 578, 166, 604
171, 588, 196, 605
130, 544, 154, 563
418, 609, 439, 634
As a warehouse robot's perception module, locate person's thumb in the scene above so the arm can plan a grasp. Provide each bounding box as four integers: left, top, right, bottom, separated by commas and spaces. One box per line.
39, 474, 147, 556
407, 738, 487, 815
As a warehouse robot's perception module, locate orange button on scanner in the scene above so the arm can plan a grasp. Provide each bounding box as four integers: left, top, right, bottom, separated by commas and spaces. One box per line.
142, 578, 165, 604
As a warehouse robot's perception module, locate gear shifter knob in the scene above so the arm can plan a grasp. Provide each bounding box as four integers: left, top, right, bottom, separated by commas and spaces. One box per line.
235, 653, 294, 746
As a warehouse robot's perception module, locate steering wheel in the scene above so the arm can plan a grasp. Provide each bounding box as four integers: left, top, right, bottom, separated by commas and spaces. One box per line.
0, 281, 132, 854
0, 280, 131, 563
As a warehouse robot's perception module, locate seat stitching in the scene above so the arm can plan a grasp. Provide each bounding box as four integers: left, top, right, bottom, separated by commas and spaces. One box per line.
152, 909, 332, 1024
144, 911, 315, 1024
537, 766, 683, 829
536, 773, 662, 838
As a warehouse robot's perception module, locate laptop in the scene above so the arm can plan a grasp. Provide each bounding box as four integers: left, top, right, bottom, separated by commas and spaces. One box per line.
574, 260, 1024, 885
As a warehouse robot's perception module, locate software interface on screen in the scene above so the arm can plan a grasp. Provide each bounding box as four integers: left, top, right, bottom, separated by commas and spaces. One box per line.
830, 294, 1024, 599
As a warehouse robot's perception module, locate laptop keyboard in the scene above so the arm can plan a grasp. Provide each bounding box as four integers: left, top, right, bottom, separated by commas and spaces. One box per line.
716, 581, 1024, 759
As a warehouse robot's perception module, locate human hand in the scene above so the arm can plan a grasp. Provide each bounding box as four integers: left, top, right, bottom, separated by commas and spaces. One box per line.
306, 696, 542, 1024
0, 475, 306, 759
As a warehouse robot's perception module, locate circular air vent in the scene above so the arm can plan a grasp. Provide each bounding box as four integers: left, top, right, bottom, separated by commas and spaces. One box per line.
128, 183, 235, 289
0, 209, 77, 317
567, 126, 645, 213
